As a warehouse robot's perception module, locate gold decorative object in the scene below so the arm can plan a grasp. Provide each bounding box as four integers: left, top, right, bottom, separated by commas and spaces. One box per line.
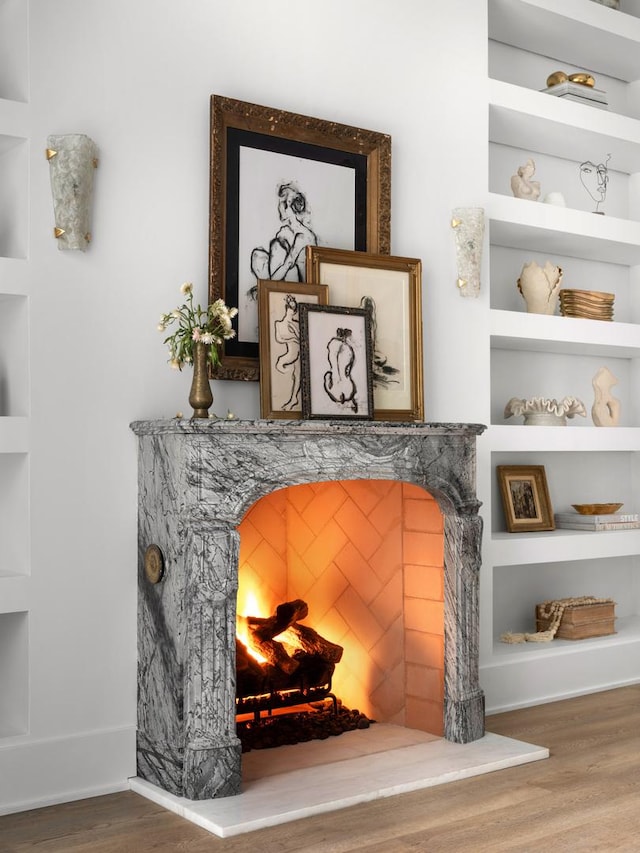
189, 341, 214, 419
53, 227, 65, 238
45, 148, 58, 160
569, 73, 596, 87
572, 503, 623, 515
559, 288, 614, 321
144, 544, 165, 584
546, 71, 569, 87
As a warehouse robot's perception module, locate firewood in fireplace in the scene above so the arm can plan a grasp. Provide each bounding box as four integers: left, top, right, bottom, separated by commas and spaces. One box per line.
280, 623, 344, 663
244, 599, 310, 675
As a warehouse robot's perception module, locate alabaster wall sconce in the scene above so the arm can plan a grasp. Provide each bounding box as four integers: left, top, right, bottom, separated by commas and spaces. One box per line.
46, 134, 98, 251
450, 207, 485, 297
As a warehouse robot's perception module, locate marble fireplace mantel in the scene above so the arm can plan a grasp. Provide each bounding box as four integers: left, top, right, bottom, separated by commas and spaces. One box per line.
130, 418, 486, 801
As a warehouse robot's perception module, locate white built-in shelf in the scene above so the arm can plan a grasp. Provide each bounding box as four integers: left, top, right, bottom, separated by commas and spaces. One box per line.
487, 193, 640, 265
491, 614, 640, 660
0, 98, 28, 138
0, 574, 29, 614
489, 80, 640, 175
488, 0, 640, 82
0, 258, 28, 296
0, 418, 28, 453
490, 310, 640, 357
484, 424, 640, 451
491, 527, 640, 566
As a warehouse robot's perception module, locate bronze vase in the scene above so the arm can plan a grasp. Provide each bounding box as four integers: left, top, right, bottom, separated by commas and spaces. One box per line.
189, 342, 214, 419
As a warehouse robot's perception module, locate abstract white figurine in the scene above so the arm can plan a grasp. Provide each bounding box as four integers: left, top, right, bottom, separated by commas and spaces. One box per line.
591, 366, 620, 426
47, 134, 98, 251
511, 158, 541, 201
450, 207, 485, 298
517, 261, 563, 315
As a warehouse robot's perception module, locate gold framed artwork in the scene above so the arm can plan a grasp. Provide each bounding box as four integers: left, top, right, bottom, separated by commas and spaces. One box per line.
257, 280, 328, 419
299, 304, 374, 421
209, 94, 391, 381
497, 465, 555, 533
305, 246, 424, 421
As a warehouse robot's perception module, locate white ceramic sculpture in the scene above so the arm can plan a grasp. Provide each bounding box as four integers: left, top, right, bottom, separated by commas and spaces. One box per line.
504, 396, 586, 426
591, 366, 620, 426
517, 261, 563, 315
451, 207, 485, 298
510, 158, 541, 201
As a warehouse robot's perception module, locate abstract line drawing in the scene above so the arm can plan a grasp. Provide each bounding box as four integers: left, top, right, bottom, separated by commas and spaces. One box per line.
359, 295, 399, 388
323, 327, 358, 414
250, 182, 318, 297
273, 293, 302, 411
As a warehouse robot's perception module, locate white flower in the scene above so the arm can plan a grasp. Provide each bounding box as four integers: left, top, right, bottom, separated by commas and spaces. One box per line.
180, 281, 193, 295
201, 332, 214, 345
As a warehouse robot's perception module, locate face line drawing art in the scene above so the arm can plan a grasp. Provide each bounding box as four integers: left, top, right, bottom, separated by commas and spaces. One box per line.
273, 293, 302, 411
579, 154, 611, 214
249, 182, 319, 302
323, 326, 358, 414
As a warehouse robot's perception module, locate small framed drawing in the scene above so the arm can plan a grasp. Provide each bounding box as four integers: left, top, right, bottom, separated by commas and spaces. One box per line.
306, 246, 423, 421
497, 465, 555, 532
257, 280, 329, 419
209, 94, 391, 381
299, 304, 374, 421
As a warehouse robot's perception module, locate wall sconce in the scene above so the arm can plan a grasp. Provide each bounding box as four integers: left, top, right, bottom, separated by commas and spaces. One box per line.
450, 207, 484, 297
46, 134, 98, 251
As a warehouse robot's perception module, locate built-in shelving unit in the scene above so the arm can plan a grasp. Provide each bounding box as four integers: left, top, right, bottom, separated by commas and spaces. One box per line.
0, 0, 30, 738
482, 0, 640, 711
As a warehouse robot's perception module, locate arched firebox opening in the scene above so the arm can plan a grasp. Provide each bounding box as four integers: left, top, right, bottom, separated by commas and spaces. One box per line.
236, 480, 446, 742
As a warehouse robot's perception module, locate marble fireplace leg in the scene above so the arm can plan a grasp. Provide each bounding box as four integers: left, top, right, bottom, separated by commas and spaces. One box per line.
182, 523, 242, 799
443, 512, 485, 743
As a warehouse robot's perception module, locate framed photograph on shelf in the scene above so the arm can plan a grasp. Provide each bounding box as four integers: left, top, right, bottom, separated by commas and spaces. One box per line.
299, 304, 374, 421
257, 280, 329, 419
497, 465, 555, 533
306, 246, 423, 421
209, 94, 392, 381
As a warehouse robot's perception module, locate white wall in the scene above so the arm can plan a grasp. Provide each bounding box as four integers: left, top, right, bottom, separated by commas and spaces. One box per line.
3, 0, 488, 812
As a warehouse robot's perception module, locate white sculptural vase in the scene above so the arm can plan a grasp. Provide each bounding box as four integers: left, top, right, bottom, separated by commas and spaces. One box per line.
517, 261, 563, 315
504, 396, 586, 426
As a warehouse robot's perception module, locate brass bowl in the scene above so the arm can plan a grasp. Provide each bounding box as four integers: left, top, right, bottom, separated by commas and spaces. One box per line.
572, 503, 623, 515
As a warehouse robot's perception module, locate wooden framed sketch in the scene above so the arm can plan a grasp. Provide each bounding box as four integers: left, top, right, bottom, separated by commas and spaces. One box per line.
306, 246, 423, 421
257, 280, 328, 419
497, 465, 555, 533
209, 94, 391, 381
299, 304, 374, 421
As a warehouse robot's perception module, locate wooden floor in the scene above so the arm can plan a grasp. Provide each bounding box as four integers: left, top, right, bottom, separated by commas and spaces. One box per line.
2, 685, 639, 852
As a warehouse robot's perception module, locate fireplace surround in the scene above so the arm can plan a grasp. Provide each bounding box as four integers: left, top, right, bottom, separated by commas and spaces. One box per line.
131, 418, 485, 801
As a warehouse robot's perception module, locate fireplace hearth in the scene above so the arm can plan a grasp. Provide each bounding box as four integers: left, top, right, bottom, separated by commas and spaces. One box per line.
131, 419, 486, 801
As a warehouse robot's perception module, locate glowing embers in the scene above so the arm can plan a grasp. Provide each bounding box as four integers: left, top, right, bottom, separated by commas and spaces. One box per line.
236, 598, 343, 721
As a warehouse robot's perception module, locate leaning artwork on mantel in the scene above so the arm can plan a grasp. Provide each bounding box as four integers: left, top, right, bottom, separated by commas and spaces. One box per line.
306, 246, 424, 422
209, 94, 391, 381
257, 280, 328, 419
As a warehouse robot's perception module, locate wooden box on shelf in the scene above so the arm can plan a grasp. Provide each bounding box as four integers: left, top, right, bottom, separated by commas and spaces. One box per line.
535, 601, 616, 640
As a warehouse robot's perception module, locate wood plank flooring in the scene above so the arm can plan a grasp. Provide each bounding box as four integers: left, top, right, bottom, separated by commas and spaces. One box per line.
1, 685, 639, 852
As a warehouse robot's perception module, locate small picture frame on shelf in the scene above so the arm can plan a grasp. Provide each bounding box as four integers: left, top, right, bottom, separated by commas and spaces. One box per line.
497, 465, 555, 533
299, 303, 374, 421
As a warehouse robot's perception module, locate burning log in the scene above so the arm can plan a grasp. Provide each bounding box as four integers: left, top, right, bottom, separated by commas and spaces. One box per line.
236, 599, 344, 708
244, 599, 310, 675
281, 623, 343, 663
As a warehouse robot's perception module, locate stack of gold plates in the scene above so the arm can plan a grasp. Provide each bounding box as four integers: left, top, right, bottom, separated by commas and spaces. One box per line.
559, 288, 614, 321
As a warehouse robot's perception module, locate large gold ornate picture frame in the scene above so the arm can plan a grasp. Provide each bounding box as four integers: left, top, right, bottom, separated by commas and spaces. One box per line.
306, 246, 424, 422
209, 95, 391, 381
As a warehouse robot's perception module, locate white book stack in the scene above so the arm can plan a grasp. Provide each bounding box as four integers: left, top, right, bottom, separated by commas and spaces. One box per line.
541, 81, 608, 110
555, 511, 640, 531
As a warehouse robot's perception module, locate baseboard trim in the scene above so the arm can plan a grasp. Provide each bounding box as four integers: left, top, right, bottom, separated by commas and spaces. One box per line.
484, 676, 640, 716
0, 725, 136, 816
